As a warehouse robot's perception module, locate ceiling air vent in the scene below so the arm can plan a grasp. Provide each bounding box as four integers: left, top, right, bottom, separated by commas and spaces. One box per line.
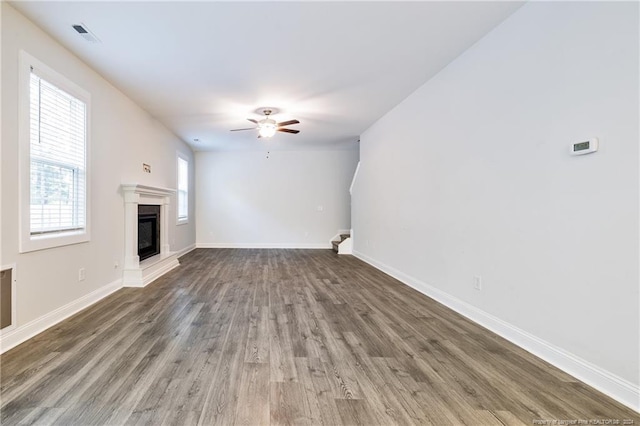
72, 23, 100, 43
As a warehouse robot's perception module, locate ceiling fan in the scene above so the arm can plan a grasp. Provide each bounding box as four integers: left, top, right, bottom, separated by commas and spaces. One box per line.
230, 109, 300, 138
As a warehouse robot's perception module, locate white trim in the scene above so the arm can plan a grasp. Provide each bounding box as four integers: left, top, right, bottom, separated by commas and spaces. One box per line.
352, 250, 640, 413
196, 243, 332, 249
0, 278, 122, 354
337, 237, 353, 255
121, 183, 175, 199
175, 243, 196, 258
18, 50, 92, 253
0, 264, 17, 335
0, 2, 3, 270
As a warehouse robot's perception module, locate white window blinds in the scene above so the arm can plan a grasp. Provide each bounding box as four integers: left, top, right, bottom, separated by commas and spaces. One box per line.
29, 69, 87, 235
177, 156, 188, 221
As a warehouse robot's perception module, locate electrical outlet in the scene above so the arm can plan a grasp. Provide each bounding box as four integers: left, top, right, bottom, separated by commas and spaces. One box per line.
474, 275, 482, 290
78, 268, 86, 281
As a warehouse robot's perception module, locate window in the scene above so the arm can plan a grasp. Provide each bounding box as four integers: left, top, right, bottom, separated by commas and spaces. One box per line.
177, 154, 189, 224
20, 52, 90, 252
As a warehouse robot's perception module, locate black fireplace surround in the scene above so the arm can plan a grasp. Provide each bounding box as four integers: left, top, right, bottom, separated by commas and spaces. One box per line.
138, 205, 160, 261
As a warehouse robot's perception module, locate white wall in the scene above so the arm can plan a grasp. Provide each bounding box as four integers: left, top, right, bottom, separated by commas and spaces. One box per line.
353, 1, 639, 406
0, 3, 3, 270
196, 150, 358, 248
1, 4, 196, 333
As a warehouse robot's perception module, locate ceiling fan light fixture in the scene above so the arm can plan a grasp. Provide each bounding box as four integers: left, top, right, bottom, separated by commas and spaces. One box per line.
230, 108, 299, 138
258, 120, 277, 138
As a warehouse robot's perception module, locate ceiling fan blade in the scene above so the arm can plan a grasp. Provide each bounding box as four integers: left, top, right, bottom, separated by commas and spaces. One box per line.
278, 128, 300, 134
230, 127, 256, 132
247, 118, 258, 124
277, 120, 299, 127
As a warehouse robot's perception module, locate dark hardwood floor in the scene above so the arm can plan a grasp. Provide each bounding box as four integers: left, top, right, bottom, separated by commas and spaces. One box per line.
1, 249, 637, 425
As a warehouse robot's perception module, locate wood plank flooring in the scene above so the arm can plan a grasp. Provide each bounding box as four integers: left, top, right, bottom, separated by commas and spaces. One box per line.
1, 249, 638, 425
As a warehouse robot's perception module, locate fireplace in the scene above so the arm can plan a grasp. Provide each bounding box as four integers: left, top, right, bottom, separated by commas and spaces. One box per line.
138, 205, 161, 261
121, 184, 179, 287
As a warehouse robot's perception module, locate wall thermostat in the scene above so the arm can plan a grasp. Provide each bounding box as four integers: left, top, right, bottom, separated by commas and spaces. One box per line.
571, 138, 598, 156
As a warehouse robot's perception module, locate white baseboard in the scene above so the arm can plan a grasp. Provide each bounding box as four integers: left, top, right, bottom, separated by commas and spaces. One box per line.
0, 278, 122, 354
196, 242, 332, 249
175, 243, 196, 258
353, 250, 640, 413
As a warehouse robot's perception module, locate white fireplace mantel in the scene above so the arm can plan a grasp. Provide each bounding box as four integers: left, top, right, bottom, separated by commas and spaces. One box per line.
121, 183, 179, 287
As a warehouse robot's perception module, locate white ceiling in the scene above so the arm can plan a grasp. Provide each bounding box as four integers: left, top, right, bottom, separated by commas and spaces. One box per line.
11, 1, 523, 151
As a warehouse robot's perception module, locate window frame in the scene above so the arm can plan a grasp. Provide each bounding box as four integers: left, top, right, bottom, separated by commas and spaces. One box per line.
176, 152, 189, 225
19, 51, 91, 253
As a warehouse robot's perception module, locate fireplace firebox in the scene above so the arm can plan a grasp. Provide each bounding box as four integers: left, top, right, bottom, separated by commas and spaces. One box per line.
138, 205, 161, 261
